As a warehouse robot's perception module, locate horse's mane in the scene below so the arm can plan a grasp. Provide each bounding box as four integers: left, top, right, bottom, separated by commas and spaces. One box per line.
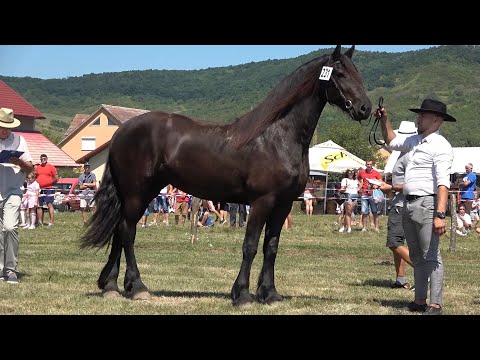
228, 54, 330, 148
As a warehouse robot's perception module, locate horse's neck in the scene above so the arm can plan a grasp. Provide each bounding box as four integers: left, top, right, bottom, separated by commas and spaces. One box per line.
289, 95, 327, 149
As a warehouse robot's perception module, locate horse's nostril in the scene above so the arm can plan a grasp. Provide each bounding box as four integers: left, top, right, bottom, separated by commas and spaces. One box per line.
360, 105, 370, 115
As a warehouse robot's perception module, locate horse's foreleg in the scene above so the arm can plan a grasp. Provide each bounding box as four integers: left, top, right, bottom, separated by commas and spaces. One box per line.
256, 201, 292, 304
98, 230, 123, 297
231, 195, 274, 307
121, 219, 151, 300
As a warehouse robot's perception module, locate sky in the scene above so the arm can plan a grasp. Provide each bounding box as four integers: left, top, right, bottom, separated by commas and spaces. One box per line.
0, 45, 437, 80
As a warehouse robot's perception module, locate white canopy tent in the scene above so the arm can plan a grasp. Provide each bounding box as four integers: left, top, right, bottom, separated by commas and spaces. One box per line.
384, 147, 480, 174
309, 140, 368, 212
309, 140, 367, 174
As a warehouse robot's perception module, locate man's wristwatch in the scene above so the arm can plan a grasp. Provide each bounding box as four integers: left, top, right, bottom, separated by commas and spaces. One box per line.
435, 211, 446, 219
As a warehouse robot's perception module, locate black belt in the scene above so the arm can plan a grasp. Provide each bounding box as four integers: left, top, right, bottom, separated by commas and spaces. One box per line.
405, 194, 436, 201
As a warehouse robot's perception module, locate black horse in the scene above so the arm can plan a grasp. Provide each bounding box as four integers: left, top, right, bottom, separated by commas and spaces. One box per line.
80, 45, 372, 306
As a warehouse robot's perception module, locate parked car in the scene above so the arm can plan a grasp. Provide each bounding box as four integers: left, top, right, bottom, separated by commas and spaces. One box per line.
53, 178, 81, 212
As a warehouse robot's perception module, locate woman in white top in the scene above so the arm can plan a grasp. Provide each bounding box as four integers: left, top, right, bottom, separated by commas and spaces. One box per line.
338, 168, 360, 233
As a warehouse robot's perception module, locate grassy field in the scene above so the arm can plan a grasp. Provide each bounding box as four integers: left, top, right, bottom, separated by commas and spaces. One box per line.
1, 209, 479, 315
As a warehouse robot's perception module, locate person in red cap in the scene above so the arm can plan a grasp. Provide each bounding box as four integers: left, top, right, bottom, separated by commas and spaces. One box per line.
0, 108, 34, 284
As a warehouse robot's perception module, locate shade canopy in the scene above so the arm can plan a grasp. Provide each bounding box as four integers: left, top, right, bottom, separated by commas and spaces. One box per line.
309, 140, 367, 174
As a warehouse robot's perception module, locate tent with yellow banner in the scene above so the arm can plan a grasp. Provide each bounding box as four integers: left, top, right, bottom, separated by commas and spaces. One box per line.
309, 140, 369, 213
309, 140, 367, 174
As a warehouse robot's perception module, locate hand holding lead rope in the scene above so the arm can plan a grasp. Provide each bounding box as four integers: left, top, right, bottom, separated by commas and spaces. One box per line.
369, 96, 386, 147
373, 96, 385, 120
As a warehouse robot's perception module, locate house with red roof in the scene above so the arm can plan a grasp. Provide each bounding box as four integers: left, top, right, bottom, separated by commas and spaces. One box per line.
59, 104, 149, 181
0, 80, 78, 168
59, 104, 149, 162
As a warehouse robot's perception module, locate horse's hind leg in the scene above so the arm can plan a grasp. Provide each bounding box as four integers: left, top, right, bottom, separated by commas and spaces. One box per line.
231, 195, 275, 306
121, 217, 151, 300
256, 201, 292, 304
98, 232, 122, 297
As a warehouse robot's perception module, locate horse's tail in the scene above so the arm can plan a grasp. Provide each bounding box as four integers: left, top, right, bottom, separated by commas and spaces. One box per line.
79, 157, 122, 250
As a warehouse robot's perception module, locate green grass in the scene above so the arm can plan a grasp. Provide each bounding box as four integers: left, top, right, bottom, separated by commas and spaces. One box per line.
1, 210, 479, 315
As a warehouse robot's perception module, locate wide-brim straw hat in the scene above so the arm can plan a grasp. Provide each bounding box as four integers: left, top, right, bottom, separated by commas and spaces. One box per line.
0, 108, 21, 128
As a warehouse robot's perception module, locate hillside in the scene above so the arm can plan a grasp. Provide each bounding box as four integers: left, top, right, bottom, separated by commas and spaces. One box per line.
2, 45, 480, 148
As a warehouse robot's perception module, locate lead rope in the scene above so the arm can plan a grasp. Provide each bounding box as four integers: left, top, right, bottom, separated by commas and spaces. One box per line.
368, 96, 386, 148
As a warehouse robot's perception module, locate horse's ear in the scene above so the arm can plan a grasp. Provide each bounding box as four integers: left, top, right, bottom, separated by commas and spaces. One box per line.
344, 45, 355, 59
331, 45, 342, 61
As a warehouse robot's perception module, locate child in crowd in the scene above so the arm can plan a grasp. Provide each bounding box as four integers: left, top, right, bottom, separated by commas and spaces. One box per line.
19, 180, 28, 227
22, 171, 40, 229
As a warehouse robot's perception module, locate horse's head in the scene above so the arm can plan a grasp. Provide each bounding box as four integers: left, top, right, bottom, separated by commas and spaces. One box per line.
323, 45, 372, 121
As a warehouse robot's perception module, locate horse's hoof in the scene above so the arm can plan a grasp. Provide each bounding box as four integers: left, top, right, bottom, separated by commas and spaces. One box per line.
265, 293, 283, 305
235, 301, 254, 309
131, 291, 151, 301
257, 291, 283, 305
103, 290, 121, 298
232, 293, 254, 307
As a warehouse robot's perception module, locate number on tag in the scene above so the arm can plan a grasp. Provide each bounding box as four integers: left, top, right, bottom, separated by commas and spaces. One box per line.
319, 66, 333, 81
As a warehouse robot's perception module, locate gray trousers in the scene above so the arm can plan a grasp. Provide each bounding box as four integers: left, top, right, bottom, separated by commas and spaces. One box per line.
403, 195, 443, 305
0, 195, 21, 275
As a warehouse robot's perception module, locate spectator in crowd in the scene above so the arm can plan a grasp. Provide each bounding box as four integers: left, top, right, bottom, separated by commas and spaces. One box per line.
0, 107, 34, 284
458, 163, 476, 214
197, 199, 215, 227
204, 200, 222, 223
284, 208, 293, 230
338, 168, 359, 233
380, 121, 417, 288
378, 98, 455, 315
470, 193, 479, 228
150, 185, 171, 226
229, 203, 246, 227
19, 179, 28, 227
380, 150, 415, 289
455, 204, 472, 236
303, 183, 315, 216
215, 202, 228, 225
172, 187, 189, 225
335, 198, 344, 227
140, 200, 154, 228
21, 171, 40, 230
35, 154, 58, 226
357, 160, 382, 232
78, 162, 97, 225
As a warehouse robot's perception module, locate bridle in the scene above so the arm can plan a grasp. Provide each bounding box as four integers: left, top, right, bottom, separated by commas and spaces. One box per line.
324, 61, 354, 114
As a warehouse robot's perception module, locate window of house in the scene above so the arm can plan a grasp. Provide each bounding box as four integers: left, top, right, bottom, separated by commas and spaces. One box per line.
91, 117, 101, 126
82, 137, 96, 151
107, 117, 116, 125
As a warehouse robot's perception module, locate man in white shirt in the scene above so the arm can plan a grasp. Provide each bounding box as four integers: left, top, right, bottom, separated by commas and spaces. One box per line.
0, 108, 34, 284
376, 98, 455, 315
